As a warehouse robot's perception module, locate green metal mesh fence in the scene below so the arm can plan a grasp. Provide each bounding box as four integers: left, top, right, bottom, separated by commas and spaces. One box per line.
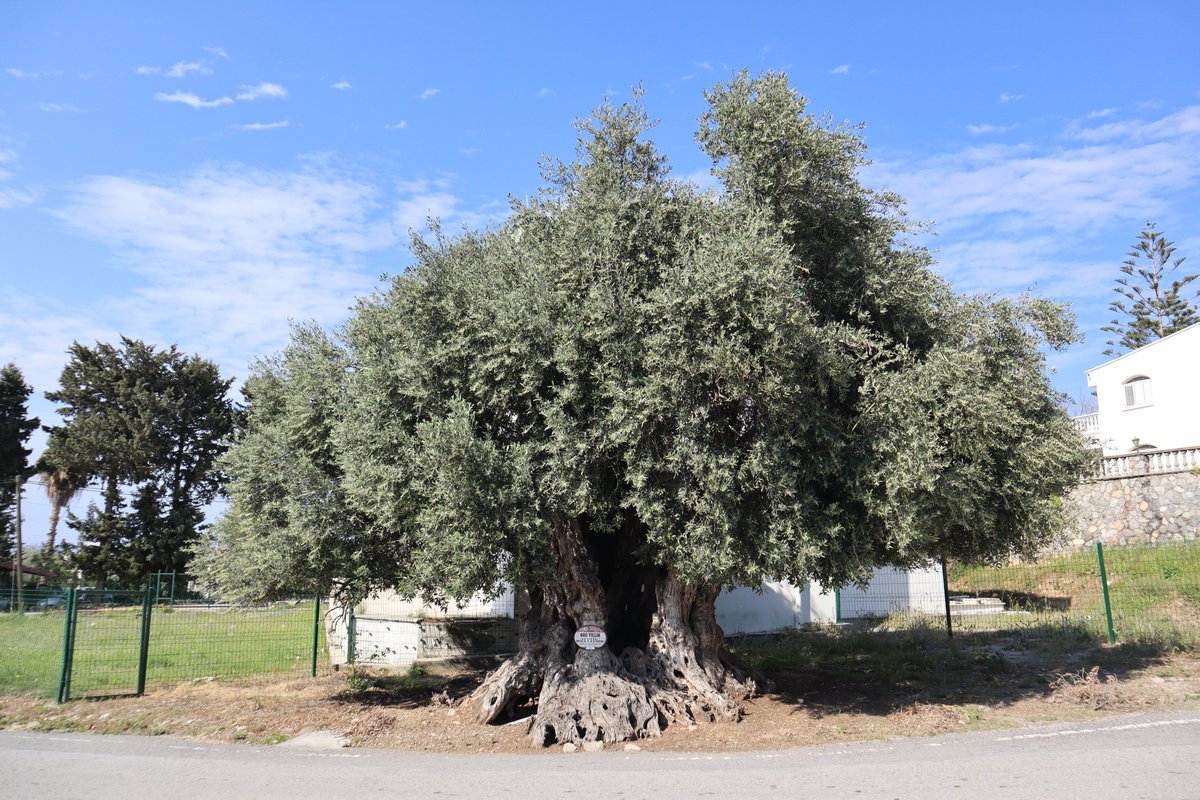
62, 590, 147, 700
844, 539, 1200, 646
1, 582, 326, 700
141, 598, 325, 690
2, 541, 1198, 702
0, 588, 72, 694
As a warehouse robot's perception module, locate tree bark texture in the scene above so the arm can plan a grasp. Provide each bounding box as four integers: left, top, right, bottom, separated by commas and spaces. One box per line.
464, 514, 756, 746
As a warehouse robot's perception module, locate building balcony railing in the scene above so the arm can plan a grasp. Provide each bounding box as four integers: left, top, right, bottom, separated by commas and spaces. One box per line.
1072, 412, 1100, 435
1088, 445, 1200, 479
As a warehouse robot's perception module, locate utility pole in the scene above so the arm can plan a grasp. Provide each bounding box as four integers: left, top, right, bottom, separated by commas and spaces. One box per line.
14, 479, 24, 612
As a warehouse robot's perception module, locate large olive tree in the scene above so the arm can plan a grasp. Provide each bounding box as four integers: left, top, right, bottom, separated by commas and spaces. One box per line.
193, 73, 1086, 746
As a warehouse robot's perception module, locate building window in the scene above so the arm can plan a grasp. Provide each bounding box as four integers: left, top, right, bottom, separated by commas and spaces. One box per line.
1123, 376, 1152, 408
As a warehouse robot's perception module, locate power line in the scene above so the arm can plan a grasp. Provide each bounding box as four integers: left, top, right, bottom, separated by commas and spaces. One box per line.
1, 476, 106, 495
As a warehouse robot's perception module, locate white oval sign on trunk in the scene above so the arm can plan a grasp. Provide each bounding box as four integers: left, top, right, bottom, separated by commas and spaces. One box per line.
573, 625, 607, 650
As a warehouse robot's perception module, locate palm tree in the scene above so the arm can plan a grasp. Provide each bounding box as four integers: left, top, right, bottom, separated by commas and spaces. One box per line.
40, 466, 87, 552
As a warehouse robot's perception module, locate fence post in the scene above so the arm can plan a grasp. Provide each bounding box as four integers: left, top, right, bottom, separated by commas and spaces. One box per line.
1096, 542, 1116, 644
56, 587, 76, 704
311, 592, 321, 677
136, 584, 154, 695
833, 588, 841, 623
347, 606, 356, 665
940, 554, 954, 639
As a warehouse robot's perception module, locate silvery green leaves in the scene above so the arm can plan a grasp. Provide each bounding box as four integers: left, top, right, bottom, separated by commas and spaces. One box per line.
198, 72, 1084, 609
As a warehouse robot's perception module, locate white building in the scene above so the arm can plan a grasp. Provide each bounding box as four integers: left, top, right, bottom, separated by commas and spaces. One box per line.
714, 565, 947, 635
1079, 322, 1200, 455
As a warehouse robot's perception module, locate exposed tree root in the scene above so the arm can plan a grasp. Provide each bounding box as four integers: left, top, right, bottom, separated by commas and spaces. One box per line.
530, 649, 661, 745
462, 517, 759, 747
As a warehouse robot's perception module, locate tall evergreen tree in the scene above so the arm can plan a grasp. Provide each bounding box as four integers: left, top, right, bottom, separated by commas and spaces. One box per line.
43, 337, 235, 584
1102, 223, 1198, 356
194, 74, 1086, 746
0, 364, 39, 562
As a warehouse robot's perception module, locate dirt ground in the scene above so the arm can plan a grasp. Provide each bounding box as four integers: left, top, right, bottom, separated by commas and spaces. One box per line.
3, 636, 1199, 754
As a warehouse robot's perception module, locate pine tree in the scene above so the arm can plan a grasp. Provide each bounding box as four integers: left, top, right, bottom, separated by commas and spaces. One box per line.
0, 364, 39, 562
43, 338, 235, 585
1102, 223, 1198, 356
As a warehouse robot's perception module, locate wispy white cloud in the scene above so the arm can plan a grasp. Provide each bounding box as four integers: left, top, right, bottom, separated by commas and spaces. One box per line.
966, 123, 1018, 135
0, 147, 34, 208
236, 82, 287, 101
878, 118, 1200, 235
0, 187, 35, 209
386, 120, 408, 130
458, 147, 478, 156
39, 102, 84, 113
138, 61, 212, 78
694, 61, 714, 71
418, 88, 440, 100
871, 103, 1200, 390
155, 91, 234, 109
1086, 107, 1118, 119
998, 92, 1025, 103
537, 87, 551, 98
168, 61, 209, 78
204, 46, 229, 60
1065, 105, 1200, 143
240, 121, 289, 131
683, 167, 720, 193
44, 168, 390, 377
6, 68, 56, 79
331, 81, 352, 91
24, 166, 495, 389
871, 104, 1200, 277
829, 64, 850, 76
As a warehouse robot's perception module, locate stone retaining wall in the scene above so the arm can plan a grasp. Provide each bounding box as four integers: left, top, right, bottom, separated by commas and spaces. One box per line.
1055, 469, 1200, 551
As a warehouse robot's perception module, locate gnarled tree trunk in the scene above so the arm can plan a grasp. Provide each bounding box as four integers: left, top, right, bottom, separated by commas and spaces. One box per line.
464, 513, 755, 747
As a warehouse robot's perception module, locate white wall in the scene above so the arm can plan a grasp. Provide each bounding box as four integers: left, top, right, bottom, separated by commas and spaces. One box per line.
326, 610, 421, 668
717, 580, 809, 634
355, 587, 515, 620
715, 564, 945, 634
329, 567, 946, 649
1088, 323, 1200, 455
834, 564, 946, 619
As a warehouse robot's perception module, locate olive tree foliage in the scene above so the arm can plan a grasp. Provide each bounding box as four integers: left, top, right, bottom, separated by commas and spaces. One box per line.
193, 72, 1085, 743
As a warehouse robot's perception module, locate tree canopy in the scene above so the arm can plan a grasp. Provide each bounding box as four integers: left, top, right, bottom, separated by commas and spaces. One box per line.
41, 337, 235, 584
1102, 223, 1198, 356
0, 364, 39, 561
194, 73, 1086, 745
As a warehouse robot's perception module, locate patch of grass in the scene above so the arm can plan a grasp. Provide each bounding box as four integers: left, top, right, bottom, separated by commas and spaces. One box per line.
346, 668, 373, 693
30, 716, 85, 733
0, 604, 328, 698
730, 621, 996, 705
345, 664, 449, 695
947, 540, 1200, 649
0, 611, 70, 695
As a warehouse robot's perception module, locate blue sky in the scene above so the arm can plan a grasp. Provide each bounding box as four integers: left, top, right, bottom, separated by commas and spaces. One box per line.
3, 2, 1199, 542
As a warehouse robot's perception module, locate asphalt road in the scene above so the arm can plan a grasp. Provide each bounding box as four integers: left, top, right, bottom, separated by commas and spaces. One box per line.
2, 712, 1198, 799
